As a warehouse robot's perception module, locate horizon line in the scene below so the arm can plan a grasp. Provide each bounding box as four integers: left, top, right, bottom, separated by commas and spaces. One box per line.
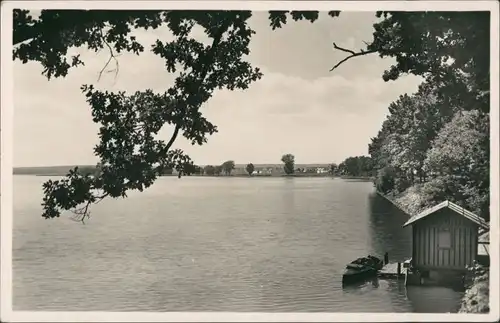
13, 161, 353, 169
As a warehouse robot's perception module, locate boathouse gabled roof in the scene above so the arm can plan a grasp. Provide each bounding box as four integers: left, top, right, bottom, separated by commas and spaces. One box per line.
402, 200, 489, 230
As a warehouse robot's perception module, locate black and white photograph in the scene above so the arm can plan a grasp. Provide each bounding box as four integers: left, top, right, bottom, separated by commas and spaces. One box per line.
1, 0, 498, 321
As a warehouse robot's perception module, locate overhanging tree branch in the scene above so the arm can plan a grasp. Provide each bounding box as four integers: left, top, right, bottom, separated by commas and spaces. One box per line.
330, 42, 378, 72
163, 18, 232, 154
70, 190, 109, 223
70, 17, 234, 221
165, 124, 181, 151
97, 34, 120, 82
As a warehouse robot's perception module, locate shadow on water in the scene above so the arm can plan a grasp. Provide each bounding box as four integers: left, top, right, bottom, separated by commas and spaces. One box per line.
367, 193, 412, 261
405, 285, 464, 313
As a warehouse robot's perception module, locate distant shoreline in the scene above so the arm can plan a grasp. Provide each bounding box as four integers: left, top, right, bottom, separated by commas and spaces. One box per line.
13, 165, 374, 180
14, 173, 374, 180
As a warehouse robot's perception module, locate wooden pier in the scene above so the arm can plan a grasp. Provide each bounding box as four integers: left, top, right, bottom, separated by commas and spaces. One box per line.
378, 262, 406, 279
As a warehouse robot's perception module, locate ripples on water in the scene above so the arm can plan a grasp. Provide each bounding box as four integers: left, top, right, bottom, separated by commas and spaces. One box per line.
13, 176, 464, 312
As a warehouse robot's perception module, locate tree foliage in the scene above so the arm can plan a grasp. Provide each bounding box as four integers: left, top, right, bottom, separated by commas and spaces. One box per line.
221, 160, 235, 175
13, 10, 336, 79
424, 110, 490, 217
246, 163, 255, 175
374, 166, 396, 194
338, 156, 373, 177
214, 165, 223, 176
14, 9, 340, 221
328, 163, 338, 176
281, 154, 295, 175
203, 165, 215, 176
35, 11, 267, 220
182, 163, 203, 176
370, 83, 490, 219
160, 167, 174, 175
334, 11, 489, 104
365, 12, 490, 219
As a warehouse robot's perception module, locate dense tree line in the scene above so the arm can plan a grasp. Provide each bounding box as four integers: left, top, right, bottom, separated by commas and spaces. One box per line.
13, 9, 490, 221
336, 156, 374, 177
368, 12, 490, 220
201, 160, 235, 176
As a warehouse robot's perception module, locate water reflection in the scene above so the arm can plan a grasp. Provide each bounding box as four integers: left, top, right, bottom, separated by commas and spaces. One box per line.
405, 286, 464, 313
367, 193, 412, 261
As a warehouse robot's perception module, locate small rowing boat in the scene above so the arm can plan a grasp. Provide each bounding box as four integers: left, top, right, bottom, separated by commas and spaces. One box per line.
342, 255, 384, 284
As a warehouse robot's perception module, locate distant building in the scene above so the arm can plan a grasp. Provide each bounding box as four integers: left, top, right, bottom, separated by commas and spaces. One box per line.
403, 200, 489, 286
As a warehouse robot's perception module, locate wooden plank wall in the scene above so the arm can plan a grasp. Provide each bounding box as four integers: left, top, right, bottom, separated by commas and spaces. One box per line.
412, 209, 478, 270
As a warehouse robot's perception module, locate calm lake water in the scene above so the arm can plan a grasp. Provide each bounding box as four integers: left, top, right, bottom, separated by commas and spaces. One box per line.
13, 176, 464, 312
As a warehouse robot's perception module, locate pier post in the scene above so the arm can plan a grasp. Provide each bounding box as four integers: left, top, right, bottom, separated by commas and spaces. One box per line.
397, 262, 401, 276
384, 252, 389, 265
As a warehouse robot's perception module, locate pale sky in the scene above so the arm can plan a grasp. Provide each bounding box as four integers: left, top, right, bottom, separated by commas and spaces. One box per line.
14, 11, 423, 167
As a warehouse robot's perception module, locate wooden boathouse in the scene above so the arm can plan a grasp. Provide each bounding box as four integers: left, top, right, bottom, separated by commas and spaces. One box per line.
402, 200, 489, 286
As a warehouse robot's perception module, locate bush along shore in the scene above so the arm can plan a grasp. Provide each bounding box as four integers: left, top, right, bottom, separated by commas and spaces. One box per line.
459, 263, 490, 314
378, 190, 490, 314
